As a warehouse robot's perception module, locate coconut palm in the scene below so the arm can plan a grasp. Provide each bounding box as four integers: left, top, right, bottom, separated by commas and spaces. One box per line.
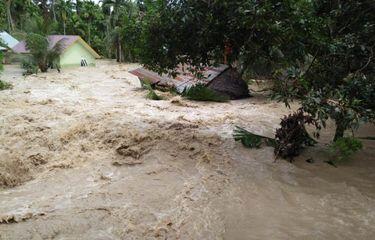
56, 0, 73, 35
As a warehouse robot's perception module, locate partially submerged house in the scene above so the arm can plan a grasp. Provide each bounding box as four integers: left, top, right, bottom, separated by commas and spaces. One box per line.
12, 35, 100, 67
0, 31, 19, 63
0, 31, 19, 51
130, 64, 250, 99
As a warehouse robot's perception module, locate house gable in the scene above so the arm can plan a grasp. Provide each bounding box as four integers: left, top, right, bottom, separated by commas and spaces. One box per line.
59, 41, 97, 67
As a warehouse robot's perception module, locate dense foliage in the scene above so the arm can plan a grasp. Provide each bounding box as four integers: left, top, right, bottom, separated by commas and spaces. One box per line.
1, 0, 374, 156
25, 33, 64, 72
136, 0, 375, 143
0, 51, 11, 90
1, 0, 142, 61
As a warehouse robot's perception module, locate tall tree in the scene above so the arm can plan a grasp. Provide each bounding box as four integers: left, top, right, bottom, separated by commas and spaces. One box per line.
5, 0, 15, 31
56, 0, 73, 35
137, 0, 375, 141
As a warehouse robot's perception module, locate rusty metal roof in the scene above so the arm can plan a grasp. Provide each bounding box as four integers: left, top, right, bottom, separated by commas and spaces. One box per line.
130, 64, 228, 92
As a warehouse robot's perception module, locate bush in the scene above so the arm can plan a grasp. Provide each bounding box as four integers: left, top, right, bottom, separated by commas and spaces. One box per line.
0, 80, 12, 90
274, 109, 317, 160
328, 137, 363, 165
21, 59, 39, 76
182, 84, 229, 102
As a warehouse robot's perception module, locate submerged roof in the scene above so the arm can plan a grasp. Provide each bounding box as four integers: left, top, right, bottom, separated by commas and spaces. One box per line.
12, 35, 100, 58
0, 31, 19, 50
130, 64, 229, 92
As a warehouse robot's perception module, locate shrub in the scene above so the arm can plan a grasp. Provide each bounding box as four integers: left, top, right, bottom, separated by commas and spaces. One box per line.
0, 80, 12, 90
182, 84, 229, 102
21, 59, 39, 76
274, 109, 317, 160
328, 137, 363, 165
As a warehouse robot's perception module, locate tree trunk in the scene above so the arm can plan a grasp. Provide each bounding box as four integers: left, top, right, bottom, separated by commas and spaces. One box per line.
119, 42, 122, 63
51, 0, 56, 21
116, 38, 120, 62
334, 121, 346, 141
39, 64, 48, 73
6, 1, 14, 32
88, 21, 91, 44
63, 22, 66, 35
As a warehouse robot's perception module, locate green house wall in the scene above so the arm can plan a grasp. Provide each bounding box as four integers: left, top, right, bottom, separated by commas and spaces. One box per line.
59, 41, 96, 68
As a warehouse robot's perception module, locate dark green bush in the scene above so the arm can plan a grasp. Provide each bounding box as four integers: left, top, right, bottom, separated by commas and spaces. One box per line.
182, 84, 229, 102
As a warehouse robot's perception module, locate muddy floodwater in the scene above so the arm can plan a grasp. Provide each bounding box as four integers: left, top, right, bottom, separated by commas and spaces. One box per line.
0, 61, 374, 239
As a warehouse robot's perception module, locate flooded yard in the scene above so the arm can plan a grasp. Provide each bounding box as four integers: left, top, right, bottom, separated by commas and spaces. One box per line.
0, 61, 374, 239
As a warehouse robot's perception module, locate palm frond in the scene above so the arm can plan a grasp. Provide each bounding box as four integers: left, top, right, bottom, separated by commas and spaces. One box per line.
233, 126, 275, 148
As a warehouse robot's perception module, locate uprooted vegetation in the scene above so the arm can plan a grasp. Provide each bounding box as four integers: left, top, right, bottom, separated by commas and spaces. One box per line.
233, 126, 275, 149
274, 109, 318, 159
234, 108, 367, 165
234, 109, 319, 161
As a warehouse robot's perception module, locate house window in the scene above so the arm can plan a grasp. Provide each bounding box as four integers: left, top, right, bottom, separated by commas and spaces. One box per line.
81, 58, 88, 67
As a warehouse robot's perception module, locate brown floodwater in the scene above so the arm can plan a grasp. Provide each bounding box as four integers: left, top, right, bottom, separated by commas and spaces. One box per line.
0, 61, 374, 239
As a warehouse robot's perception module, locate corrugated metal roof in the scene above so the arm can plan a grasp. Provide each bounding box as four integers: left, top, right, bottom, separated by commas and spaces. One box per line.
0, 31, 19, 50
130, 64, 229, 92
12, 35, 100, 58
12, 35, 79, 53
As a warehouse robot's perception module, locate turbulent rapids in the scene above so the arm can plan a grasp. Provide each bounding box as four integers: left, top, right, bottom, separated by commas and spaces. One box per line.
0, 61, 374, 239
